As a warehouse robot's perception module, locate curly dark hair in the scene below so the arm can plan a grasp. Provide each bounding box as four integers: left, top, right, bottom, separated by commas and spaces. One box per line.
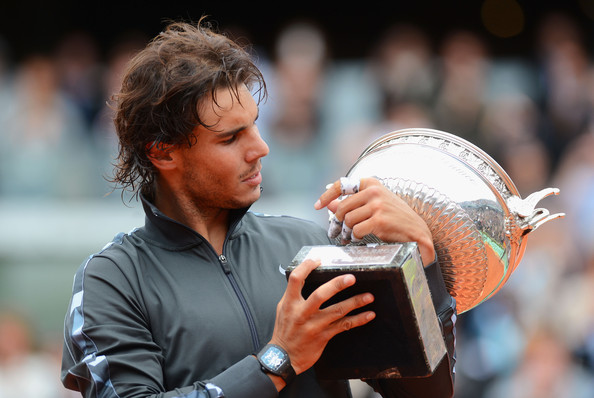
110, 18, 267, 200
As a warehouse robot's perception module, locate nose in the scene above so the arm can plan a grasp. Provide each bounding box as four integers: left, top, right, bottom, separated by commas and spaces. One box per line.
245, 125, 269, 163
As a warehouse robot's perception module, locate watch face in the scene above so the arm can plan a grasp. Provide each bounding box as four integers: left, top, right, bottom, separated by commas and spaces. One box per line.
261, 346, 286, 372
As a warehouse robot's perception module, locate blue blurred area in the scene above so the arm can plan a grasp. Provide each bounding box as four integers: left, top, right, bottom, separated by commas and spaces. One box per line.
1, 2, 594, 397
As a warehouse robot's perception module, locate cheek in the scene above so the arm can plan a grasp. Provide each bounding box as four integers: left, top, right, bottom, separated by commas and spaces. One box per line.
182, 146, 240, 187
194, 160, 236, 188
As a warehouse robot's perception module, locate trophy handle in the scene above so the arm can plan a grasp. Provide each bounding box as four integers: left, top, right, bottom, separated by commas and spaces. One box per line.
506, 188, 566, 234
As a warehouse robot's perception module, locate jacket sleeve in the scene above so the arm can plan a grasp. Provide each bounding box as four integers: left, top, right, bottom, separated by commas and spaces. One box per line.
365, 256, 457, 398
61, 254, 279, 398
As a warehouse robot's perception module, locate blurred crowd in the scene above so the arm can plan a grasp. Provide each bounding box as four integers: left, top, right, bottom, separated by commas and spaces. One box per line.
1, 10, 594, 398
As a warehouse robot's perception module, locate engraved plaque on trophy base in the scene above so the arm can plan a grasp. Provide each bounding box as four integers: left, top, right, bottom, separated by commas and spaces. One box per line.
287, 243, 446, 379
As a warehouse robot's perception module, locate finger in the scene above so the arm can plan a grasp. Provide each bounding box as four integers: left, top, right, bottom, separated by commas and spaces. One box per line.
319, 178, 381, 241
324, 293, 376, 331
318, 177, 381, 211
333, 185, 379, 222
315, 177, 372, 210
340, 222, 353, 244
349, 217, 377, 243
342, 205, 373, 236
314, 180, 343, 210
285, 259, 321, 300
328, 310, 376, 337
339, 193, 404, 241
328, 214, 361, 244
327, 213, 342, 239
326, 292, 375, 321
326, 198, 342, 214
339, 218, 364, 244
339, 176, 361, 195
305, 274, 357, 311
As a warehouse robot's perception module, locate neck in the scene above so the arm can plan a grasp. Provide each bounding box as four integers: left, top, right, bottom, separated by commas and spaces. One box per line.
153, 185, 230, 254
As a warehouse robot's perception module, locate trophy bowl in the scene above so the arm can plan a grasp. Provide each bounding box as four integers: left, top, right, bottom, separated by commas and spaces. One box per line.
345, 128, 564, 313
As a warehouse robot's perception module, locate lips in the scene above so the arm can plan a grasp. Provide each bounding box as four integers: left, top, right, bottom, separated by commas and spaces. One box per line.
242, 168, 262, 186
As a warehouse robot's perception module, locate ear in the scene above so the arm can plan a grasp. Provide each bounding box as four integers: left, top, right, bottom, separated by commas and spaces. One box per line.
146, 142, 177, 171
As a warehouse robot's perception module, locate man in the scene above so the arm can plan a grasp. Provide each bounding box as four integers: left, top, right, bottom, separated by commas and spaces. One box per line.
61, 20, 456, 398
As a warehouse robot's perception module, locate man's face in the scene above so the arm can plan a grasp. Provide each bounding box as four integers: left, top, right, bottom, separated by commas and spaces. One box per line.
173, 85, 269, 211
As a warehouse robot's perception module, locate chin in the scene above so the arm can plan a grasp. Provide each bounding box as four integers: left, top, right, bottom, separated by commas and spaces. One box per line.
247, 190, 262, 206
235, 187, 262, 208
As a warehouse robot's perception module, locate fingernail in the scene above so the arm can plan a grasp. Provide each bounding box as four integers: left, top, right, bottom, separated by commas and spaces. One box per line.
314, 199, 321, 209
343, 274, 356, 286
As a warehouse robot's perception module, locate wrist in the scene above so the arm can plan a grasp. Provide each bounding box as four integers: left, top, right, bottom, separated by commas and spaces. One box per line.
256, 344, 296, 388
263, 372, 286, 392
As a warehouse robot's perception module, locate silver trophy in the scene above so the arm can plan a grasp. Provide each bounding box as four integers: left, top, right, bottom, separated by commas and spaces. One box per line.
345, 128, 565, 313
289, 128, 564, 379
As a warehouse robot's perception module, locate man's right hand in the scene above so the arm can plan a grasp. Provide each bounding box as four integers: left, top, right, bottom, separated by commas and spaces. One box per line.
268, 259, 375, 381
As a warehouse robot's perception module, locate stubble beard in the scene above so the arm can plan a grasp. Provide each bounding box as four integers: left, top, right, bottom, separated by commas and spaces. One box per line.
183, 168, 261, 214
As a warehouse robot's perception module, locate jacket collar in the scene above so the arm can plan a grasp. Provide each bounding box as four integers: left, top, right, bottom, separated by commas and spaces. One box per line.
139, 194, 249, 250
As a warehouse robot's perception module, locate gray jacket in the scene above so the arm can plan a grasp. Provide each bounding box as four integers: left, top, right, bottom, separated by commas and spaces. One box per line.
61, 196, 455, 398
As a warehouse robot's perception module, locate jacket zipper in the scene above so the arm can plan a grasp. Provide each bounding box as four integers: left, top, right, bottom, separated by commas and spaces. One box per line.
218, 253, 261, 351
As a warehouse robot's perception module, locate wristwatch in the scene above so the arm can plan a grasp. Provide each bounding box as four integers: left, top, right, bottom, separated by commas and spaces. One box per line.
256, 344, 296, 385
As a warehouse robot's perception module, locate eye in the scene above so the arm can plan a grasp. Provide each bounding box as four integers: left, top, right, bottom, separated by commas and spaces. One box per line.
222, 134, 238, 144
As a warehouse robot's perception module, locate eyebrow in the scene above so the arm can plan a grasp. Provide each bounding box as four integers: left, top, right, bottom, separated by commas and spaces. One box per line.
215, 110, 260, 139
216, 129, 241, 140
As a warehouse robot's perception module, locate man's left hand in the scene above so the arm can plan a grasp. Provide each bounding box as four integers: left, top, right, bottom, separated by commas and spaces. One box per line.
315, 177, 435, 266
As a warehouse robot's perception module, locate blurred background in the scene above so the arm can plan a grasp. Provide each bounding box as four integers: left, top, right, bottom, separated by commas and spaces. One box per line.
1, 1, 594, 397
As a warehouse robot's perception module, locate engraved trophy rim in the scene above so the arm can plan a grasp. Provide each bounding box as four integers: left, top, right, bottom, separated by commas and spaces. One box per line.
356, 127, 521, 201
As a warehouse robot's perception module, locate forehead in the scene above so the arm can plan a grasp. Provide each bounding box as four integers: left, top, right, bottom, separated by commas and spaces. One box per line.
198, 86, 257, 128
